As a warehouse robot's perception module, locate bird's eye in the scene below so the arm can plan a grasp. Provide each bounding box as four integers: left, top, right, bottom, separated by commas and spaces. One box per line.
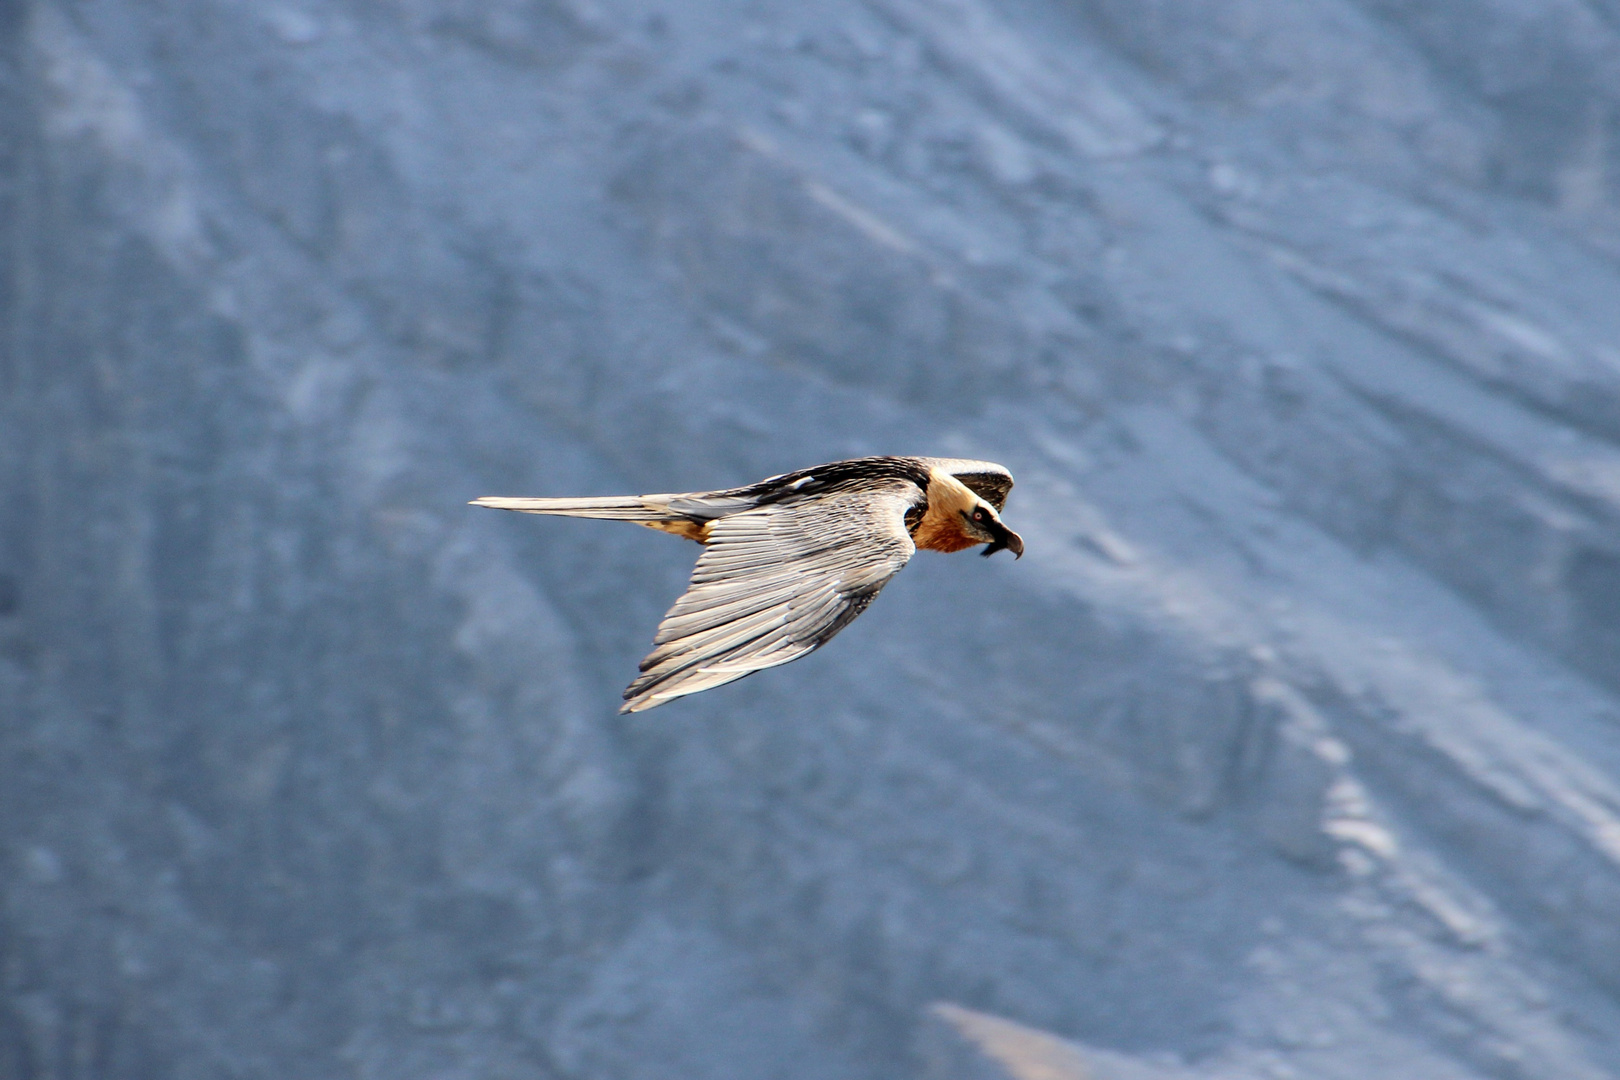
973, 509, 986, 522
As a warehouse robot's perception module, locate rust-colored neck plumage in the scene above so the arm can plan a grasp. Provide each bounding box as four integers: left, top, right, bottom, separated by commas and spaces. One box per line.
912, 470, 984, 553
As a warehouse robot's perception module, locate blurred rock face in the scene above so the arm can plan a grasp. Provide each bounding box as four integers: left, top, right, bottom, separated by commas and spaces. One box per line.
5, 1, 1620, 1078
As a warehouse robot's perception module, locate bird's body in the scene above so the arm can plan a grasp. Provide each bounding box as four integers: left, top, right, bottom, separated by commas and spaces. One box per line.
472, 456, 1022, 712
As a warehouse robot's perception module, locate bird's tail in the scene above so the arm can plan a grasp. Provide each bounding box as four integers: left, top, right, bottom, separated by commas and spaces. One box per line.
469, 494, 685, 521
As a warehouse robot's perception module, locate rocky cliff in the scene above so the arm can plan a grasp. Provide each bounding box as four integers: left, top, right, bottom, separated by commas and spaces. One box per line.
5, 1, 1620, 1077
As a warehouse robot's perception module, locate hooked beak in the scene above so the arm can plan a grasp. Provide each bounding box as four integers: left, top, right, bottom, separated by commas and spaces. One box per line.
981, 520, 1024, 559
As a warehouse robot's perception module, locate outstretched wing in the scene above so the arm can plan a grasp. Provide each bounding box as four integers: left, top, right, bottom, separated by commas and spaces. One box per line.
621, 479, 922, 712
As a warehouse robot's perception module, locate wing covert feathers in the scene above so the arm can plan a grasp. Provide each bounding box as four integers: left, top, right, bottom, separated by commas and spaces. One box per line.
620, 479, 921, 712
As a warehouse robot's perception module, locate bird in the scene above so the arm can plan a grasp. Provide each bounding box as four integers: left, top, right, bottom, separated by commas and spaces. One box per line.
471, 456, 1023, 712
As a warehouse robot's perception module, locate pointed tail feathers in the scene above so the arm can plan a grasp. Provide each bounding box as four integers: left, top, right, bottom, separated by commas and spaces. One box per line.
469, 495, 680, 521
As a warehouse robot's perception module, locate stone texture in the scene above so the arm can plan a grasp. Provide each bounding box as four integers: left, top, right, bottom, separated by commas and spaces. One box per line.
4, 1, 1620, 1078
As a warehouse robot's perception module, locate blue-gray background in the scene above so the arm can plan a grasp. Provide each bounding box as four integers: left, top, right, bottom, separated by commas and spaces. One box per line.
6, 1, 1620, 1077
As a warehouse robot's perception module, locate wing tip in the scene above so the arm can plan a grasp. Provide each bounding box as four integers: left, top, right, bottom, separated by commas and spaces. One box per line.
620, 690, 672, 714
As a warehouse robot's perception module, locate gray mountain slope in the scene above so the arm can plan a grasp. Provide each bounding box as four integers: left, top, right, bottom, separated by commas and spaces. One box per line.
5, 1, 1620, 1077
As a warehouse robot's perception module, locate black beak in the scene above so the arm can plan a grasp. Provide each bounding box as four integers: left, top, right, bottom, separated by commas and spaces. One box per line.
981, 521, 1024, 559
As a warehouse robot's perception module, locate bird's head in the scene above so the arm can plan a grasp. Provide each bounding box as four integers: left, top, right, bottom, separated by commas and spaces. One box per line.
959, 501, 1024, 559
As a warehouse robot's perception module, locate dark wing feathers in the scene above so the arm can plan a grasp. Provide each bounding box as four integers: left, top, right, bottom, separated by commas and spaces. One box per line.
920, 458, 1014, 511
954, 472, 1012, 511
620, 480, 920, 712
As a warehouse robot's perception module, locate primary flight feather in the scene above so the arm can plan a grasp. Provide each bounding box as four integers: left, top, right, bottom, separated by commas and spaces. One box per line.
472, 455, 1022, 712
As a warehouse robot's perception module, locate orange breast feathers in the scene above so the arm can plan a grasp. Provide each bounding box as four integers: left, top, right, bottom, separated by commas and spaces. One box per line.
911, 470, 986, 553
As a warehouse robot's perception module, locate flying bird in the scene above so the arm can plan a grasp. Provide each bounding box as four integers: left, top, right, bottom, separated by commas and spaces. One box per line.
471, 456, 1022, 713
